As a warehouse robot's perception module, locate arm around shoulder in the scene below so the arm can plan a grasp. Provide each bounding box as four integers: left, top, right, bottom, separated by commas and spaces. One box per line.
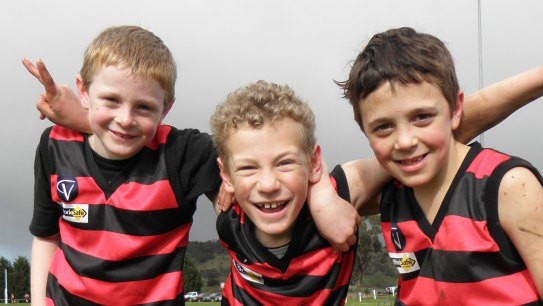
341, 157, 391, 216
458, 65, 543, 143
498, 167, 543, 297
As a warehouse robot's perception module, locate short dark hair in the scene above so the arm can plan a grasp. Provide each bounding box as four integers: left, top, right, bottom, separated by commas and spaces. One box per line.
337, 27, 460, 129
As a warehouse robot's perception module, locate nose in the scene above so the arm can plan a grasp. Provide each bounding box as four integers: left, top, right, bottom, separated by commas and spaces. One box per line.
115, 106, 136, 128
393, 126, 418, 150
257, 169, 280, 193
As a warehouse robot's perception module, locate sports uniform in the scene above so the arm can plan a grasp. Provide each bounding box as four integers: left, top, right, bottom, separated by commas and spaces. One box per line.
30, 125, 221, 305
217, 165, 356, 306
380, 143, 543, 305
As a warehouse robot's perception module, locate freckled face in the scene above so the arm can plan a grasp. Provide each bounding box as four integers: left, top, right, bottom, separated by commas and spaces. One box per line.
79, 66, 168, 160
359, 81, 462, 189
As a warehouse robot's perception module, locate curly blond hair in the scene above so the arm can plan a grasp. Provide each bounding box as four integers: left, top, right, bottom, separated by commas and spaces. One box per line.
210, 80, 316, 165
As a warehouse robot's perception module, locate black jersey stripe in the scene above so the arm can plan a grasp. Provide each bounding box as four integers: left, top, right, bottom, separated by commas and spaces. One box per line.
60, 241, 186, 282
47, 273, 101, 306
398, 248, 526, 283
61, 203, 194, 235
47, 272, 187, 306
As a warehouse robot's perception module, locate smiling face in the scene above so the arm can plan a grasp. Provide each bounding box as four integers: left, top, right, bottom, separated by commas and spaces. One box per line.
219, 118, 321, 248
359, 81, 463, 191
78, 65, 170, 160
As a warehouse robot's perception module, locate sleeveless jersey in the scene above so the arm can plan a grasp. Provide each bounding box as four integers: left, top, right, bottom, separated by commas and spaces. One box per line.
30, 125, 221, 306
217, 165, 356, 306
380, 143, 543, 305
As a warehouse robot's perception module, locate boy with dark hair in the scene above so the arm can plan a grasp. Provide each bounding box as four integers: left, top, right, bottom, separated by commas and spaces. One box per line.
339, 27, 543, 304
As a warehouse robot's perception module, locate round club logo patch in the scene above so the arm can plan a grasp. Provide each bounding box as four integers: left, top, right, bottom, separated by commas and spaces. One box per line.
56, 175, 79, 202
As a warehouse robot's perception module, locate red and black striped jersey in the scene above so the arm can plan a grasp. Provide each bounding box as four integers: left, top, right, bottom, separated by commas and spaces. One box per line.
381, 142, 542, 305
217, 165, 356, 306
30, 125, 221, 305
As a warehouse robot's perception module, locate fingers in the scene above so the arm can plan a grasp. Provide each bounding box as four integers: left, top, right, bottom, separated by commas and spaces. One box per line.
22, 58, 58, 97
22, 58, 42, 83
333, 230, 358, 253
36, 59, 58, 98
36, 94, 52, 120
216, 182, 235, 212
335, 243, 349, 253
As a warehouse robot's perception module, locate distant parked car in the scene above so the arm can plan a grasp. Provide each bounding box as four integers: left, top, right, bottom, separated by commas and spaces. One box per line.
210, 292, 222, 301
197, 292, 211, 302
203, 292, 222, 302
184, 291, 199, 301
385, 286, 398, 295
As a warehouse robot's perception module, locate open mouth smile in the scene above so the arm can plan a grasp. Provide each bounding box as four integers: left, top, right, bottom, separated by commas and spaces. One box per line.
255, 201, 287, 213
396, 153, 427, 166
111, 130, 136, 140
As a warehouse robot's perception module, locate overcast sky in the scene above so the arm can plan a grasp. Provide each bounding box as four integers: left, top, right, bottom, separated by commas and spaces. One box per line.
1, 0, 542, 261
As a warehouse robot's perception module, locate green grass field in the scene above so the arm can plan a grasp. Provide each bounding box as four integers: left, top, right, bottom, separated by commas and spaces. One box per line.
10, 295, 395, 305
182, 295, 395, 306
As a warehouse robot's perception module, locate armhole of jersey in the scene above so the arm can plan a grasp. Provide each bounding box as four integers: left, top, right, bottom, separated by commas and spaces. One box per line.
484, 158, 539, 262
39, 127, 54, 177
165, 129, 188, 206
330, 165, 351, 204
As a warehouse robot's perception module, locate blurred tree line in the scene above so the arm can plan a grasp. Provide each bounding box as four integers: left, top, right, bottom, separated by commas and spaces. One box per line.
352, 215, 398, 293
0, 256, 30, 301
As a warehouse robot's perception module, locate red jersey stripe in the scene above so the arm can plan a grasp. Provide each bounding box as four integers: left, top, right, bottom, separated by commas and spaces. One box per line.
466, 149, 510, 179
50, 125, 85, 142
59, 221, 190, 260
400, 270, 539, 305
51, 176, 178, 210
50, 248, 184, 305
433, 215, 500, 252
145, 125, 170, 150
382, 221, 432, 252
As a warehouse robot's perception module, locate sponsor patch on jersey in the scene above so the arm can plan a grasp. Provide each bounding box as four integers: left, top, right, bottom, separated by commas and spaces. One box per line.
233, 259, 264, 285
56, 175, 79, 202
61, 203, 89, 223
389, 252, 420, 274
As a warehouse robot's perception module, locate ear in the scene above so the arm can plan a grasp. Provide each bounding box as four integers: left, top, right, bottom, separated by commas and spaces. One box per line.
217, 157, 235, 193
308, 144, 323, 184
451, 90, 464, 131
160, 98, 175, 122
76, 75, 90, 110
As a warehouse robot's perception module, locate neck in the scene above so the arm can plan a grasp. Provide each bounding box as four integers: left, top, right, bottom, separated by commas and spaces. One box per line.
255, 227, 293, 249
414, 141, 469, 223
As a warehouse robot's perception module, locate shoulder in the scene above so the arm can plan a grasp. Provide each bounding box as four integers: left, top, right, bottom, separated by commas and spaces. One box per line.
497, 166, 543, 291
166, 126, 213, 146
498, 166, 543, 233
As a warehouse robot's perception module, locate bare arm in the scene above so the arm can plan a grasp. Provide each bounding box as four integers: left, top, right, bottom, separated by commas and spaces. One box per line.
457, 65, 543, 143
211, 182, 237, 215
499, 167, 543, 298
307, 158, 360, 252
22, 58, 91, 133
31, 234, 59, 306
341, 157, 390, 216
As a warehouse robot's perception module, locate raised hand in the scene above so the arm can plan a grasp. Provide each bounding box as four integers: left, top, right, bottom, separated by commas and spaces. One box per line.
22, 58, 91, 133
